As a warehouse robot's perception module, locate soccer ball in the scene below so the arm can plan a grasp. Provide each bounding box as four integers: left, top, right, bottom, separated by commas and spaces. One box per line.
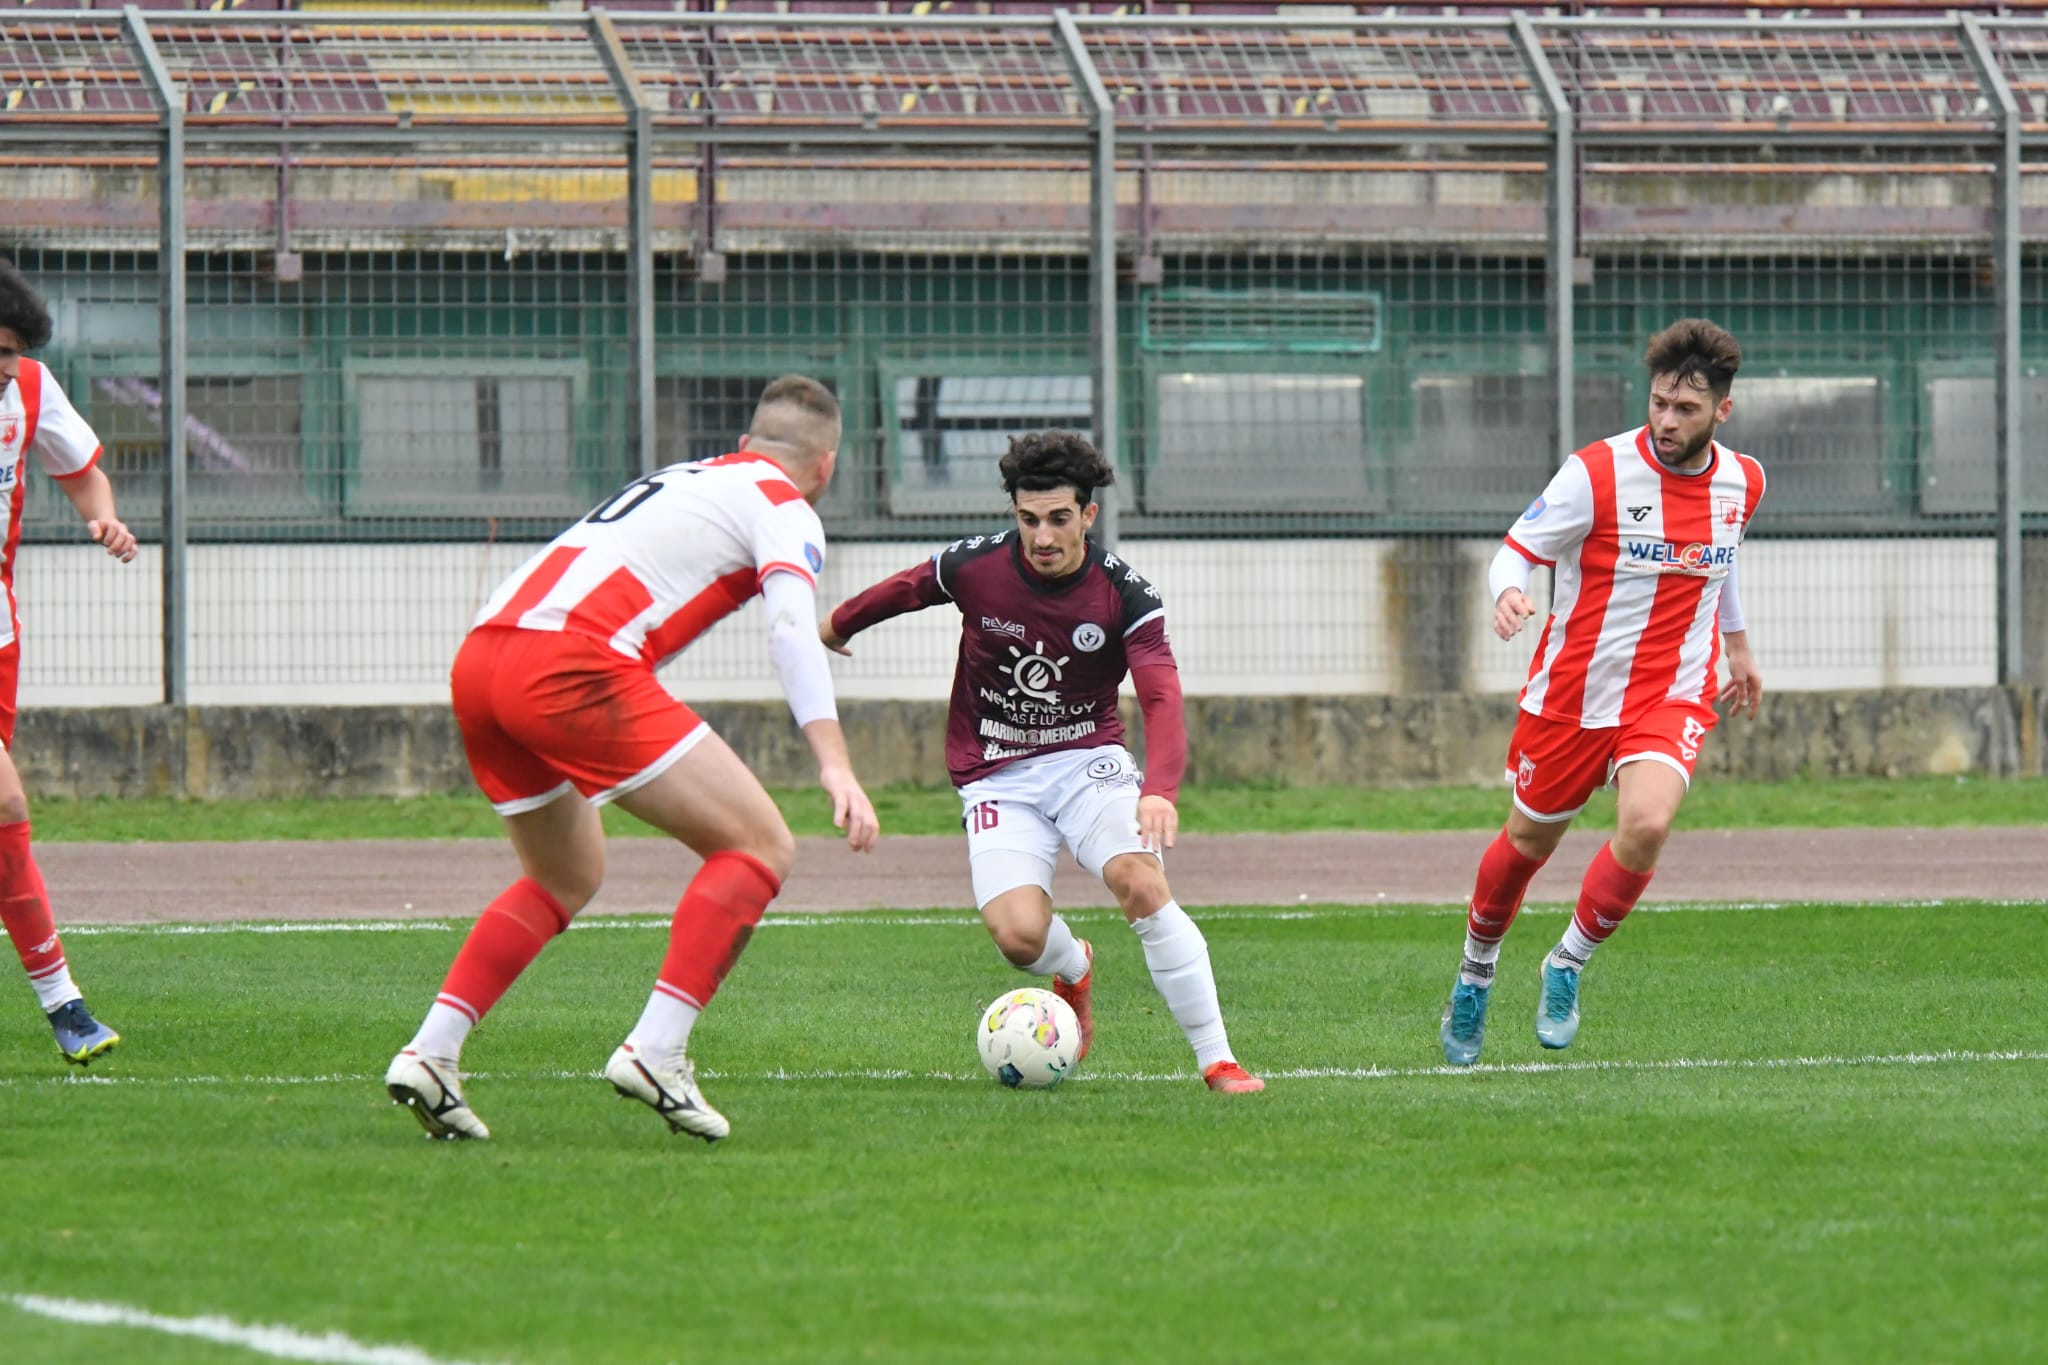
977, 987, 1081, 1089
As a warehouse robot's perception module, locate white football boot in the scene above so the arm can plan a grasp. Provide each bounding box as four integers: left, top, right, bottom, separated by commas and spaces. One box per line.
604, 1042, 730, 1142
385, 1048, 490, 1141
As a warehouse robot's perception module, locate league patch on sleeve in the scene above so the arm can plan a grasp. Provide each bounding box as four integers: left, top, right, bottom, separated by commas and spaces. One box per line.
1522, 496, 1547, 521
804, 542, 824, 573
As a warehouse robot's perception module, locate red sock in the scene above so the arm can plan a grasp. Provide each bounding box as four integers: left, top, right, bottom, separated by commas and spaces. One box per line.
1572, 842, 1655, 947
0, 821, 64, 987
436, 877, 571, 1024
1466, 828, 1547, 947
655, 851, 781, 1008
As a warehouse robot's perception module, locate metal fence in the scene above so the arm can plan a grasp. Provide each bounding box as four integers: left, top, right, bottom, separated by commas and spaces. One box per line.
0, 4, 2040, 704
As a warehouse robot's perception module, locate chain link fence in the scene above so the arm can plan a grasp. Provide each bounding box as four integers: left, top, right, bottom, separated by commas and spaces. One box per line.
0, 5, 2036, 704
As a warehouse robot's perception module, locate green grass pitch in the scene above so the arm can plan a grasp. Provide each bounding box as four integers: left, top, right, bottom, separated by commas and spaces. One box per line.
1, 901, 2043, 1363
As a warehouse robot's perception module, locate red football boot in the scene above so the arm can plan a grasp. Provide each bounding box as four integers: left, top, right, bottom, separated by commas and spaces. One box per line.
1202, 1060, 1266, 1094
1051, 939, 1094, 1061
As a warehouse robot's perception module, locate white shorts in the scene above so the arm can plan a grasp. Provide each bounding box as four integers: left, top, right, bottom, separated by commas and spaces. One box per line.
956, 746, 1156, 909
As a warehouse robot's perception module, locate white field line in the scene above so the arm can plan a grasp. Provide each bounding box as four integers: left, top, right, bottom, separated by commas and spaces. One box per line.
53, 898, 2048, 938
4, 1049, 2044, 1091
4, 1293, 503, 1365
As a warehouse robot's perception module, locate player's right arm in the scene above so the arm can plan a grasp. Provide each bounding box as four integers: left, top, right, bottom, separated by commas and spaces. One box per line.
1488, 456, 1596, 641
820, 540, 972, 655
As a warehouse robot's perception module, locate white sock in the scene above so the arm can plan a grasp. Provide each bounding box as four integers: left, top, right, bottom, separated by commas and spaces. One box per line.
1024, 914, 1091, 983
1553, 920, 1599, 971
1459, 932, 1502, 987
1131, 901, 1232, 1071
28, 961, 78, 1014
409, 1001, 474, 1062
626, 987, 701, 1065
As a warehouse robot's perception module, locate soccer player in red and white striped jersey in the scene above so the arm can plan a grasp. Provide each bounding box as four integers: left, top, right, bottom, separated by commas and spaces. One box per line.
1441, 319, 1766, 1066
0, 260, 138, 1068
385, 375, 880, 1142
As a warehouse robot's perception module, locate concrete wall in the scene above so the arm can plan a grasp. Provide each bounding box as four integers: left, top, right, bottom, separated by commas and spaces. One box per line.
14, 687, 2041, 801
13, 536, 2005, 708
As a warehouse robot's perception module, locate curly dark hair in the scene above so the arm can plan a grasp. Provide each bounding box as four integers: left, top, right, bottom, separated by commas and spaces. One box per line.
1645, 318, 1741, 398
999, 429, 1115, 506
0, 260, 53, 352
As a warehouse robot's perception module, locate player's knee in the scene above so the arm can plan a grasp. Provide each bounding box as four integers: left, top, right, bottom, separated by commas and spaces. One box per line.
1613, 807, 1674, 860
1508, 826, 1564, 863
0, 790, 30, 826
739, 823, 797, 884
989, 920, 1045, 968
1105, 857, 1170, 920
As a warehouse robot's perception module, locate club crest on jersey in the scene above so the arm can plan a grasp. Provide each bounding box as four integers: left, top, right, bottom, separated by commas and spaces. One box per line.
1522, 496, 1546, 521
1002, 640, 1069, 704
1713, 495, 1745, 530
0, 418, 16, 449
804, 542, 824, 573
1072, 623, 1105, 652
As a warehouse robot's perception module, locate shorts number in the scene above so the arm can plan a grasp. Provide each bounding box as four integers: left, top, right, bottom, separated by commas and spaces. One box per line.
968, 801, 1000, 834
586, 476, 664, 524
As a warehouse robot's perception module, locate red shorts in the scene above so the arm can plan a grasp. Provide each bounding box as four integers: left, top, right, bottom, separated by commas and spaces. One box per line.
1504, 700, 1717, 822
0, 641, 20, 749
451, 626, 709, 815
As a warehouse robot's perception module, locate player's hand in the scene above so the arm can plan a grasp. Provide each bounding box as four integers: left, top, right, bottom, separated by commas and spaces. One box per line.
1719, 640, 1763, 720
820, 763, 879, 852
89, 517, 137, 563
1494, 587, 1537, 641
1136, 793, 1178, 853
819, 619, 852, 657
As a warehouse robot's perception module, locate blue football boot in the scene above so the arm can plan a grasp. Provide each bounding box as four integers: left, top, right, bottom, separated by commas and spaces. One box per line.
1535, 958, 1582, 1050
1440, 978, 1492, 1066
49, 998, 121, 1066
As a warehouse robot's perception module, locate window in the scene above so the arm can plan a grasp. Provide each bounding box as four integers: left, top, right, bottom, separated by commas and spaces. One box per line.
1147, 372, 1370, 514
27, 371, 312, 535
655, 374, 784, 468
1399, 371, 1628, 513
1918, 375, 2048, 515
889, 373, 1092, 516
350, 369, 579, 517
1717, 376, 1886, 509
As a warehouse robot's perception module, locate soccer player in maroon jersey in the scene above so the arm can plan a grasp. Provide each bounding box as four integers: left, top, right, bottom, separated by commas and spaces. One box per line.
0, 260, 137, 1067
824, 431, 1262, 1093
1441, 320, 1765, 1066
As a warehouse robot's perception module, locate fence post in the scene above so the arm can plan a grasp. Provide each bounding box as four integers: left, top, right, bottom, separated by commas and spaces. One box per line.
1513, 14, 1574, 467
1056, 11, 1120, 551
1963, 17, 2026, 686
592, 11, 657, 478
125, 6, 187, 706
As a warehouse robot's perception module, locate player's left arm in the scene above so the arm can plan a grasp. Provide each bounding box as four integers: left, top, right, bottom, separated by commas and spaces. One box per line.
1126, 609, 1186, 851
34, 366, 136, 562
1716, 558, 1761, 719
55, 466, 136, 563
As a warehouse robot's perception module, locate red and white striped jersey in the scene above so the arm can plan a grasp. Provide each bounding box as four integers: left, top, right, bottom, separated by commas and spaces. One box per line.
1506, 426, 1766, 728
473, 452, 826, 669
0, 359, 105, 649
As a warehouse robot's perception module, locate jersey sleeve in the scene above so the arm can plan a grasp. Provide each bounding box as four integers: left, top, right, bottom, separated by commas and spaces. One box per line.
750, 492, 827, 589
1104, 550, 1175, 670
27, 363, 103, 480
1502, 455, 1595, 567
931, 530, 1015, 601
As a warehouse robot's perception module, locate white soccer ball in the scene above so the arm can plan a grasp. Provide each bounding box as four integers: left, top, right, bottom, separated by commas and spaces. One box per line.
977, 987, 1081, 1089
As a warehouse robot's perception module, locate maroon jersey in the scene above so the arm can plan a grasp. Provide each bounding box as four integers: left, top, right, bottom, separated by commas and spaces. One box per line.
832, 531, 1179, 787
